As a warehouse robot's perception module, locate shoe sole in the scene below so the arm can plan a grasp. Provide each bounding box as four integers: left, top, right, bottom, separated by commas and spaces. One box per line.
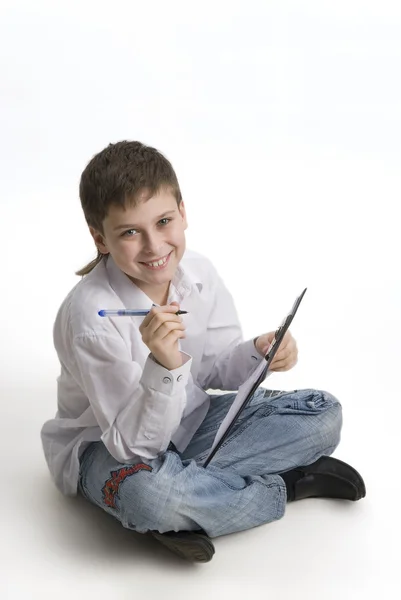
150, 532, 215, 562
303, 456, 366, 500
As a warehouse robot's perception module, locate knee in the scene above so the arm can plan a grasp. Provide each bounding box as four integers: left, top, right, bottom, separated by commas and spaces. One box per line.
316, 390, 342, 450
116, 457, 184, 533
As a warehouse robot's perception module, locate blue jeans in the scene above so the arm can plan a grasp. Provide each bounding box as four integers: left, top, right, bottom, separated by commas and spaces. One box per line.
78, 387, 342, 538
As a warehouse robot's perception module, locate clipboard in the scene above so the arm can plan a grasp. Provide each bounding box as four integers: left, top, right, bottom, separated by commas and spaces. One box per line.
203, 287, 307, 468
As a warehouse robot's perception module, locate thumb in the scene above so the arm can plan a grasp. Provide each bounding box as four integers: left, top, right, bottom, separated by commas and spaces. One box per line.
170, 301, 180, 307
261, 332, 276, 353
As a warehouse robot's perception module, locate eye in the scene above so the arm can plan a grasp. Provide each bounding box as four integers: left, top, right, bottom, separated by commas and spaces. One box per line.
122, 229, 137, 237
159, 218, 172, 226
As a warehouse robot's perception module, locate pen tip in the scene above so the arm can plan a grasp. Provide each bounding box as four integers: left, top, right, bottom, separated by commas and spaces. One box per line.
98, 310, 105, 317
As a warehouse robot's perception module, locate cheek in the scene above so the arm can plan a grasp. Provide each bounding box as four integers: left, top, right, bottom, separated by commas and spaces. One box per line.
171, 226, 186, 245
173, 233, 186, 257
113, 238, 137, 258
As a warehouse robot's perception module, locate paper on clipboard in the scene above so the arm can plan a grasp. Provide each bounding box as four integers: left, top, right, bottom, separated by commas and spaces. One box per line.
203, 288, 307, 467
207, 356, 270, 456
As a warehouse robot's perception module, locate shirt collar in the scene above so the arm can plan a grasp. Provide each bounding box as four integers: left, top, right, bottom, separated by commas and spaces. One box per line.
170, 256, 203, 299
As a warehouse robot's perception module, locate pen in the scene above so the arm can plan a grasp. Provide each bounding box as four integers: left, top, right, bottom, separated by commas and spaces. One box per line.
98, 309, 188, 317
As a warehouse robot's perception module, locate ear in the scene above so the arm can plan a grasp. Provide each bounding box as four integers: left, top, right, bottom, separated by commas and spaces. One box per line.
179, 201, 188, 230
89, 227, 109, 255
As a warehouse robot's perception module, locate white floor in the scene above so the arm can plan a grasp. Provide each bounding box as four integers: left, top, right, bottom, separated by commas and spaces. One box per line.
3, 318, 400, 600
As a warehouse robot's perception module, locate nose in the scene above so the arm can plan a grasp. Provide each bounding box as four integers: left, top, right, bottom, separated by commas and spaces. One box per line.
142, 231, 165, 257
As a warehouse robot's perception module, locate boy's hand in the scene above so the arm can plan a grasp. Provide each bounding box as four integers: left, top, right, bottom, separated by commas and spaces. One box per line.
139, 301, 186, 371
254, 330, 298, 372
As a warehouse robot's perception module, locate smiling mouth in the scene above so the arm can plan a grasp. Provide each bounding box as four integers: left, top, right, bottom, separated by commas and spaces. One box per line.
140, 251, 172, 269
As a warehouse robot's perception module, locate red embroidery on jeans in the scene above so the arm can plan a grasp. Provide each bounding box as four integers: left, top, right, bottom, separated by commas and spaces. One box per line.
102, 464, 152, 509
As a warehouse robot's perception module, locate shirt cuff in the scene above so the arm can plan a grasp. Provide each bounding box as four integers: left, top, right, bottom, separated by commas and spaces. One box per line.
142, 352, 193, 395
242, 338, 265, 369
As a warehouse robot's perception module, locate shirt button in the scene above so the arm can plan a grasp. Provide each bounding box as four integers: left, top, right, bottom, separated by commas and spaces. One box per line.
177, 375, 183, 382
163, 376, 172, 384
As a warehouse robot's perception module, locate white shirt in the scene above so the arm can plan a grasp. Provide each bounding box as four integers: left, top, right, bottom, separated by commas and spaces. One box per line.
41, 250, 264, 495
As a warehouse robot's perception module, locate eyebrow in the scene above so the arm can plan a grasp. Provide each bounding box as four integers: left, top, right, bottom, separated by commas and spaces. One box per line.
113, 210, 177, 231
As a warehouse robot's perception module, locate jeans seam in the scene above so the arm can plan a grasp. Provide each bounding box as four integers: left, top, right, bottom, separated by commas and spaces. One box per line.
219, 418, 254, 449
203, 470, 245, 491
275, 479, 287, 517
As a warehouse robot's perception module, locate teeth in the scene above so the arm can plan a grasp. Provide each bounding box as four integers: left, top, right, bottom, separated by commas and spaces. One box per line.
145, 255, 168, 267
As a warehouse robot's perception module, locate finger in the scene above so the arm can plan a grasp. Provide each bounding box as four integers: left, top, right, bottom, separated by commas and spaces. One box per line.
146, 318, 184, 342
277, 333, 293, 351
139, 306, 163, 329
270, 358, 286, 370
271, 336, 289, 354
149, 317, 186, 341
270, 356, 298, 371
140, 304, 181, 330
154, 328, 186, 349
277, 332, 293, 349
263, 339, 285, 356
166, 329, 186, 342
141, 314, 183, 342
270, 349, 292, 365
270, 347, 291, 364
276, 338, 297, 359
270, 360, 290, 371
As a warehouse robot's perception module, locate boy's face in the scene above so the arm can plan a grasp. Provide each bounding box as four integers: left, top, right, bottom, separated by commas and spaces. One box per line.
90, 187, 188, 301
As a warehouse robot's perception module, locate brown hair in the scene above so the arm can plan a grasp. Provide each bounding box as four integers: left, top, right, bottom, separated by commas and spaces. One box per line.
76, 140, 182, 276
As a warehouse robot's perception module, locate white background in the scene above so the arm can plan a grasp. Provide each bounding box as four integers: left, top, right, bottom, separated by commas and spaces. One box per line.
1, 1, 400, 598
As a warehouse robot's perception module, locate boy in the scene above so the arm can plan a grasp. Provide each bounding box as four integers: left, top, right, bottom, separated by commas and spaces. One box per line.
41, 141, 365, 563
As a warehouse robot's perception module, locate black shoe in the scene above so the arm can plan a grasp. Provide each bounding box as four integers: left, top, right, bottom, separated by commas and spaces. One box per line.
281, 456, 366, 502
150, 530, 215, 562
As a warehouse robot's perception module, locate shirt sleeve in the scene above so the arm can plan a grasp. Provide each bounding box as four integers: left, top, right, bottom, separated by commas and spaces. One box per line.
73, 331, 192, 463
199, 268, 264, 391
